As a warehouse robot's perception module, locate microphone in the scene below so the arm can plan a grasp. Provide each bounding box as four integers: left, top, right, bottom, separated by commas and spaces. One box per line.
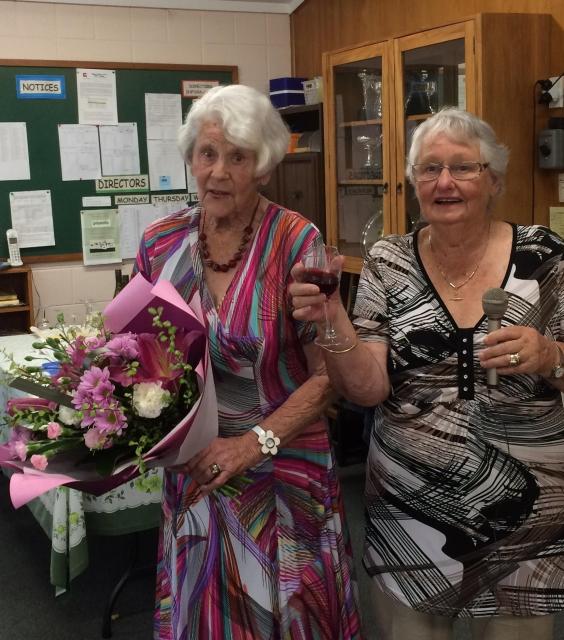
482, 288, 509, 388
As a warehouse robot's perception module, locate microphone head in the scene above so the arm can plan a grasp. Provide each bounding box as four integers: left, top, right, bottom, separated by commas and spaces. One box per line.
482, 288, 509, 319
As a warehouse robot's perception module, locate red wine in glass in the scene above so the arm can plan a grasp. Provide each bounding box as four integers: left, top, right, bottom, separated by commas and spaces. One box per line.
301, 244, 351, 350
302, 268, 339, 296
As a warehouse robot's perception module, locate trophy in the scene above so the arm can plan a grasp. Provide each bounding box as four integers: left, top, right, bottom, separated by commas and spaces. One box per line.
358, 69, 383, 120
355, 133, 382, 179
405, 69, 437, 116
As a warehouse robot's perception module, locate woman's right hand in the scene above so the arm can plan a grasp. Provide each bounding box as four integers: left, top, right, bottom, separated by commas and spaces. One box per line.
289, 260, 344, 324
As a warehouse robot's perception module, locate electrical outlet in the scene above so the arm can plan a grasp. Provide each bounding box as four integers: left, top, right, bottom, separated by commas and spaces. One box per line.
549, 76, 564, 108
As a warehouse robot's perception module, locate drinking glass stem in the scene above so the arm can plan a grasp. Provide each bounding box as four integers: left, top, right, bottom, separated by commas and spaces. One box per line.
323, 300, 337, 340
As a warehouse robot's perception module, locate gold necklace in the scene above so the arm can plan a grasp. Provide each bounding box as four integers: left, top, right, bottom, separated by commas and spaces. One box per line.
428, 225, 490, 301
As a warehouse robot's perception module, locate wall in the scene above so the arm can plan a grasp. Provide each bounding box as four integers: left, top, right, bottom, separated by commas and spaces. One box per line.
0, 0, 291, 327
291, 0, 563, 78
291, 0, 564, 226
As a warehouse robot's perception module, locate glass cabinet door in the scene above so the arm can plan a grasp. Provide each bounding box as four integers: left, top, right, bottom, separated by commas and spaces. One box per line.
394, 23, 473, 233
324, 43, 389, 272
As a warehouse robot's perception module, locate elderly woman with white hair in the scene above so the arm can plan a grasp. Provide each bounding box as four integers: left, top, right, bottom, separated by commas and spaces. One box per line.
290, 108, 564, 639
135, 84, 361, 639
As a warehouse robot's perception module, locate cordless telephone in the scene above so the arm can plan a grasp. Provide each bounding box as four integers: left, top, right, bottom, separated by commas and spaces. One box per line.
6, 229, 23, 266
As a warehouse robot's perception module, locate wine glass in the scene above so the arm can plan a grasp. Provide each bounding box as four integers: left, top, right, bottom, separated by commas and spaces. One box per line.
302, 244, 351, 350
360, 209, 384, 265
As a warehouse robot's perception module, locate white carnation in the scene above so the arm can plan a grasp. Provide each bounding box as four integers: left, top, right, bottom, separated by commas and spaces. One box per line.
132, 381, 172, 419
58, 405, 81, 426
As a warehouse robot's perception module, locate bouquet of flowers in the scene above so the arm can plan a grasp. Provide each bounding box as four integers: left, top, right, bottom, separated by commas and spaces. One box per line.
0, 274, 217, 508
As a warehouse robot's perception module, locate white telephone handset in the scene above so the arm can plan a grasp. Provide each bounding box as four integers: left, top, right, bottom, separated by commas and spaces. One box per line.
6, 229, 23, 266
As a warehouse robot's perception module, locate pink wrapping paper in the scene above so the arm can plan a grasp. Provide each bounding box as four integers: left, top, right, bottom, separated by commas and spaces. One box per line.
0, 273, 218, 508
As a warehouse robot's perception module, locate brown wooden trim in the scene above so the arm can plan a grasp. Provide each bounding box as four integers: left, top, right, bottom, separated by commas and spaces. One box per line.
23, 253, 83, 264
0, 59, 239, 79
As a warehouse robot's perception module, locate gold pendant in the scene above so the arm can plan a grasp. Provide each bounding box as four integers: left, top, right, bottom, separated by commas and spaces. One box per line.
451, 291, 463, 301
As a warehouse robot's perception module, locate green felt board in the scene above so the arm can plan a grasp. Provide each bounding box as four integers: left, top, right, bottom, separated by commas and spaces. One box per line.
0, 62, 235, 260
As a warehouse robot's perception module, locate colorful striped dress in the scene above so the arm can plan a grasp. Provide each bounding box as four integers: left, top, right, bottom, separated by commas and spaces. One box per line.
136, 203, 362, 640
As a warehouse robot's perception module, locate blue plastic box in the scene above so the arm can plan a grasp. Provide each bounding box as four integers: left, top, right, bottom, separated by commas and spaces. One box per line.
269, 77, 306, 109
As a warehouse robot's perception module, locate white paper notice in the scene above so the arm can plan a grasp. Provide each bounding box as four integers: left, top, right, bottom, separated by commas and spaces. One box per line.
0, 123, 31, 181
58, 124, 102, 181
147, 139, 186, 191
118, 203, 164, 259
82, 196, 112, 208
9, 190, 55, 248
99, 123, 140, 176
81, 209, 121, 265
186, 163, 197, 194
145, 93, 182, 140
77, 68, 118, 126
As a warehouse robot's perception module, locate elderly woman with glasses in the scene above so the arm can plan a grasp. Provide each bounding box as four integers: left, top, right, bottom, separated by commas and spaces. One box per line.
290, 108, 564, 639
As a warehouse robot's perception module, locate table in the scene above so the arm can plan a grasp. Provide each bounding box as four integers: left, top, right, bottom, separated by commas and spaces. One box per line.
0, 334, 162, 594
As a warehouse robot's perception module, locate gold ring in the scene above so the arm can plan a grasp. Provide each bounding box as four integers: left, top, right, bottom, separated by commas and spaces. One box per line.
209, 462, 221, 477
508, 352, 521, 367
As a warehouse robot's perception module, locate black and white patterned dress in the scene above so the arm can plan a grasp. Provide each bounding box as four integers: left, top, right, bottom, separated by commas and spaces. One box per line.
354, 224, 564, 618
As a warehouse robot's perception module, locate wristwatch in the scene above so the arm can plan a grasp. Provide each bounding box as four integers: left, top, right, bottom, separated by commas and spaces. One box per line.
550, 343, 564, 379
252, 425, 280, 456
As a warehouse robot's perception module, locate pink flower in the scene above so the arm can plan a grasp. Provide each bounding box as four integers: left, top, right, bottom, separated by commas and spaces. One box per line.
134, 330, 200, 388
105, 333, 139, 359
65, 335, 90, 368
84, 335, 107, 350
84, 427, 109, 450
30, 454, 48, 471
47, 421, 63, 439
73, 366, 114, 407
7, 426, 32, 461
14, 441, 28, 461
93, 401, 127, 435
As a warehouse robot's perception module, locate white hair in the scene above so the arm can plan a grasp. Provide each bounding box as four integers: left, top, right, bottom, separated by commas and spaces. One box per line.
177, 84, 290, 177
406, 107, 510, 195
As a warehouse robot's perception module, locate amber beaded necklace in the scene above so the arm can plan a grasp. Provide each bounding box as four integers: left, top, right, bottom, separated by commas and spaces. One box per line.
199, 198, 260, 272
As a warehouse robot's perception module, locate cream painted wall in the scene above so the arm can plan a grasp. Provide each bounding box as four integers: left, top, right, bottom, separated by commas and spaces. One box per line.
0, 0, 291, 326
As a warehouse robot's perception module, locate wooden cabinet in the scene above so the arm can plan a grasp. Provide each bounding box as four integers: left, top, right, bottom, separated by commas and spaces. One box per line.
262, 104, 326, 238
263, 152, 325, 236
323, 13, 550, 273
0, 266, 34, 334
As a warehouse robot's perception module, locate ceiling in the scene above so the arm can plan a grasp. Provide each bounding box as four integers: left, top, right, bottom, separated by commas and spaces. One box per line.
24, 0, 305, 13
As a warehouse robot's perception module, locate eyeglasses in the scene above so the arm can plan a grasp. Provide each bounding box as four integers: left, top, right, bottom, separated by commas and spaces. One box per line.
411, 161, 490, 182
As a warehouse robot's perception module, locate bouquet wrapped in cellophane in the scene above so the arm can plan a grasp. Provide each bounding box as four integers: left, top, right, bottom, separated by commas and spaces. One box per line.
0, 273, 217, 508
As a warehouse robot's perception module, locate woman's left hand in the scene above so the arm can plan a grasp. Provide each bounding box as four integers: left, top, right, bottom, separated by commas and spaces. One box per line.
171, 432, 262, 498
479, 325, 555, 377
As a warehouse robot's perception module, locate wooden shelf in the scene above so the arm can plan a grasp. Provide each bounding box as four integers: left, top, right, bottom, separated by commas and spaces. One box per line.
339, 119, 382, 127
0, 266, 33, 332
406, 113, 433, 122
0, 304, 30, 313
276, 103, 322, 116
338, 179, 383, 185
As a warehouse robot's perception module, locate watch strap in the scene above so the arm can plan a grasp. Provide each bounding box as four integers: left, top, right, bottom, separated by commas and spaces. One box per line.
550, 343, 564, 378
252, 425, 281, 456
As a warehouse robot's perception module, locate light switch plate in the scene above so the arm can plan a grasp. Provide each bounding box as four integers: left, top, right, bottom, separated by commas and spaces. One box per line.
549, 206, 564, 236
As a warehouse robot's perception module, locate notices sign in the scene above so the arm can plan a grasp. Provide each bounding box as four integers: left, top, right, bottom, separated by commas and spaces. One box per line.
181, 80, 220, 99
16, 75, 66, 100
